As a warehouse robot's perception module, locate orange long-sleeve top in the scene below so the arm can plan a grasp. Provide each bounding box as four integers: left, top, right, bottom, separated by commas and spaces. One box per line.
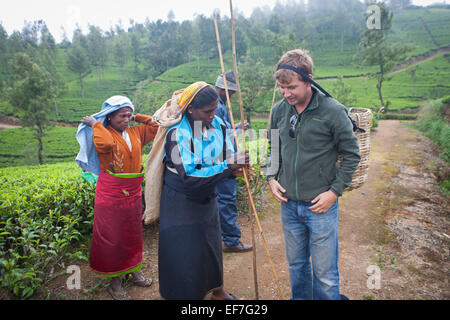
92, 113, 159, 174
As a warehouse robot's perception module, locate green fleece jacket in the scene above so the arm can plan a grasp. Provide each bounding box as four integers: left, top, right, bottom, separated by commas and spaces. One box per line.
266, 88, 361, 201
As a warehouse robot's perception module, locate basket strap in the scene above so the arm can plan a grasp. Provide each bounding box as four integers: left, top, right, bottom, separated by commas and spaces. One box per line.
348, 109, 366, 133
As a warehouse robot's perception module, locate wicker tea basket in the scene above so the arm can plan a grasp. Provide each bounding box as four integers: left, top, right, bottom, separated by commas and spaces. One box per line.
339, 108, 372, 192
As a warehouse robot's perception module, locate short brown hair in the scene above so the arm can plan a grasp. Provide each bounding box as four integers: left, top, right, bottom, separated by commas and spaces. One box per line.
275, 49, 314, 83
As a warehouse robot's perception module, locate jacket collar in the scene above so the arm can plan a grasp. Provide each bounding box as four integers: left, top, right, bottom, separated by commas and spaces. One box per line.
305, 87, 320, 112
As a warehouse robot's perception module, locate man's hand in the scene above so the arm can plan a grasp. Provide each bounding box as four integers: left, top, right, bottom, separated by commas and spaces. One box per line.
268, 179, 288, 202
309, 190, 338, 214
81, 116, 97, 127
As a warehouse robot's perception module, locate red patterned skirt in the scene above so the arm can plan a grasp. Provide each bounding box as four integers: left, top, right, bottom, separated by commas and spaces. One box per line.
89, 170, 144, 276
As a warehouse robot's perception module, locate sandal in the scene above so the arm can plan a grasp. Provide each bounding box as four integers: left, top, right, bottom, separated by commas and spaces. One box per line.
211, 292, 239, 300
126, 273, 153, 288
107, 286, 132, 300
227, 293, 239, 300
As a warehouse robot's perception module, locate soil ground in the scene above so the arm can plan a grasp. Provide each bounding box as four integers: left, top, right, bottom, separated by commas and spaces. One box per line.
38, 120, 449, 301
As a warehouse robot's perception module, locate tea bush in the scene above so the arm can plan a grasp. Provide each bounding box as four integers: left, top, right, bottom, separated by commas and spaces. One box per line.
0, 162, 95, 298
414, 98, 450, 163
413, 97, 450, 195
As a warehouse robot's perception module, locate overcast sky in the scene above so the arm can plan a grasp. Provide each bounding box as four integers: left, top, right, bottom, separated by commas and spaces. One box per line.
0, 0, 445, 42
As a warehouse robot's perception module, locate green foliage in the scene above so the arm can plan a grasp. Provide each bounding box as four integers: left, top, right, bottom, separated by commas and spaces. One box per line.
66, 38, 91, 99
7, 53, 58, 164
249, 119, 269, 132
320, 53, 450, 111
238, 57, 274, 123
413, 98, 450, 163
0, 162, 95, 298
441, 95, 450, 105
358, 2, 412, 108
2, 6, 448, 125
412, 97, 450, 195
331, 76, 358, 107
438, 179, 450, 196
390, 8, 450, 56
236, 165, 266, 217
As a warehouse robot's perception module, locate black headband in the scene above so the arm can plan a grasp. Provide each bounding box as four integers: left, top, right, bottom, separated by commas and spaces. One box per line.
277, 64, 332, 98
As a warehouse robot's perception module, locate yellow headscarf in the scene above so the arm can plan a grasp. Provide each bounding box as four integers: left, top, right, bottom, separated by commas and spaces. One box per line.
177, 81, 212, 114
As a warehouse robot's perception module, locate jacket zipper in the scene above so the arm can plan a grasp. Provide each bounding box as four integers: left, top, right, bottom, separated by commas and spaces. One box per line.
295, 112, 304, 199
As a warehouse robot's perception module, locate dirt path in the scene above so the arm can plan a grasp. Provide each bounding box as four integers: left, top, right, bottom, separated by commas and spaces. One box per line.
42, 120, 449, 300
0, 123, 20, 129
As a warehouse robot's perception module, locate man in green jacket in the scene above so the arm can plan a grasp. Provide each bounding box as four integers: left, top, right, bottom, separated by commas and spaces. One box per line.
267, 49, 360, 300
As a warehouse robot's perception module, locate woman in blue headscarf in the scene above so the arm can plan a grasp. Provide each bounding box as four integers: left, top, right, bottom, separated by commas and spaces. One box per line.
76, 96, 159, 300
157, 82, 250, 300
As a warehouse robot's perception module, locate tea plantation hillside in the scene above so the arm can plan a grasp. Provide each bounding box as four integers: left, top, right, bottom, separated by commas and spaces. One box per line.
0, 51, 449, 168
1, 7, 448, 125
0, 7, 449, 169
0, 126, 78, 168
321, 52, 450, 111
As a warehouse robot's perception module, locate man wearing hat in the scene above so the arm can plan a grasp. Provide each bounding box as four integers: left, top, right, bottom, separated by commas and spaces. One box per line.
215, 71, 253, 253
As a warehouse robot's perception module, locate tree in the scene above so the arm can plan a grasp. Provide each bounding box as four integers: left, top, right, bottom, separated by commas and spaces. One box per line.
130, 32, 141, 72
179, 21, 195, 63
331, 76, 357, 107
193, 15, 216, 60
8, 53, 57, 164
389, 0, 412, 10
67, 29, 91, 98
271, 32, 305, 64
358, 2, 410, 109
0, 23, 9, 96
67, 42, 91, 99
112, 32, 130, 81
167, 10, 175, 22
238, 57, 273, 125
407, 65, 420, 96
87, 25, 108, 87
37, 24, 66, 117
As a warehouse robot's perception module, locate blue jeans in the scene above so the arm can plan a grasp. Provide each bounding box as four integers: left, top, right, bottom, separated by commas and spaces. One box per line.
216, 178, 241, 247
280, 199, 340, 300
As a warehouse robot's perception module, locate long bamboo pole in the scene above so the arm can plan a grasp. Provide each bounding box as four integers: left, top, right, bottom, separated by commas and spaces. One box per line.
213, 12, 259, 300
228, 0, 286, 300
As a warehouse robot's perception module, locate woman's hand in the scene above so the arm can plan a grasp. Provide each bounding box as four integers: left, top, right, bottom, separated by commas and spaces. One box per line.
232, 165, 256, 178
232, 168, 245, 177
227, 150, 250, 171
81, 116, 97, 127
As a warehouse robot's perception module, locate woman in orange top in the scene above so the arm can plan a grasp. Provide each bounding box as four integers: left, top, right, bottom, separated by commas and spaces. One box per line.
80, 96, 158, 300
